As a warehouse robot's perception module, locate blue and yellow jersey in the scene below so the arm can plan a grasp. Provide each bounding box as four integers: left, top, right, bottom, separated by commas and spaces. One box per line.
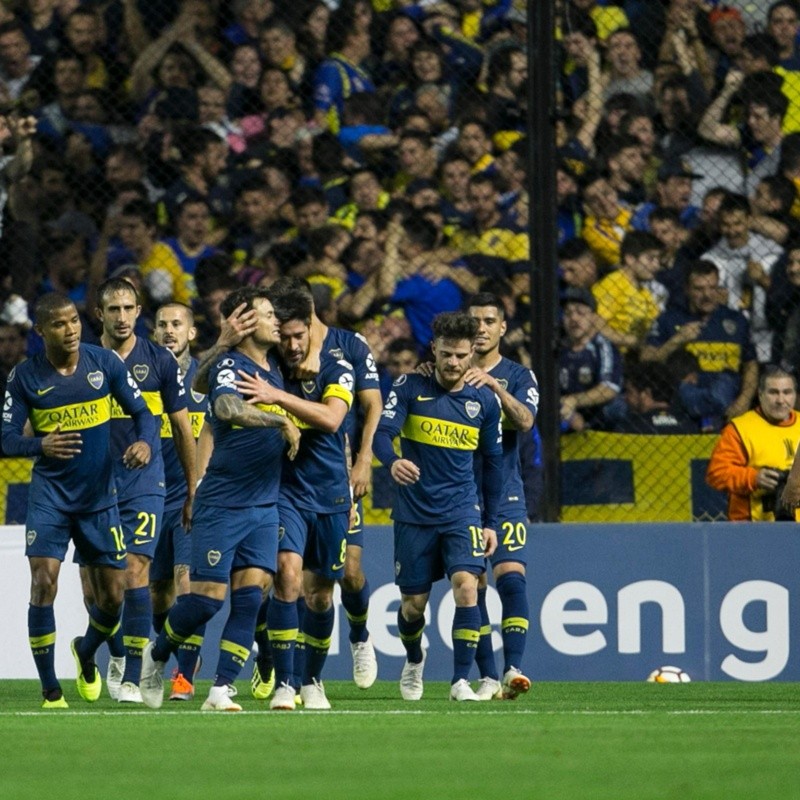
375, 372, 502, 526
476, 357, 539, 516
1, 344, 154, 513
323, 326, 380, 455
161, 357, 206, 512
647, 306, 756, 376
449, 214, 529, 281
198, 350, 286, 508
312, 54, 375, 133
110, 336, 187, 501
280, 352, 355, 513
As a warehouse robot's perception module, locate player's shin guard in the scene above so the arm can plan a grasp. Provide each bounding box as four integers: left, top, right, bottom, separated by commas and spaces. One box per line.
79, 604, 122, 662
452, 605, 481, 683
497, 572, 529, 673
293, 596, 307, 689
215, 586, 263, 686
301, 605, 335, 684
121, 587, 151, 685
267, 598, 298, 686
254, 596, 273, 671
176, 623, 205, 683
474, 587, 498, 680
341, 580, 370, 644
28, 604, 59, 693
397, 610, 425, 663
107, 623, 125, 658
153, 593, 223, 663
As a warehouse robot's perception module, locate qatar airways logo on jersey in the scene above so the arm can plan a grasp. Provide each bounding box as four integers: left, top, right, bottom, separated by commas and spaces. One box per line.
46, 403, 101, 426
419, 419, 473, 446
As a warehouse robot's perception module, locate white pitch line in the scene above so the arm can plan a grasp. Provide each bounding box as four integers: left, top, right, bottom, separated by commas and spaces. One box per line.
4, 708, 800, 718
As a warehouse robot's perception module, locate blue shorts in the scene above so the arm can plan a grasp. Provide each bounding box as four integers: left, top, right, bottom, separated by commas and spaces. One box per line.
190, 503, 279, 584
346, 497, 364, 548
278, 501, 348, 581
490, 515, 529, 568
150, 506, 191, 582
118, 494, 165, 560
27, 503, 126, 569
394, 518, 486, 595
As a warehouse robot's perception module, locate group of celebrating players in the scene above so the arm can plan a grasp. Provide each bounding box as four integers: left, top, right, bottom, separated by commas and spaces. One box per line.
3, 277, 538, 710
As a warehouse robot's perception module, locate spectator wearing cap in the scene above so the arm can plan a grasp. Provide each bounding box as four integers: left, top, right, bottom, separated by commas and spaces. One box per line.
701, 192, 784, 362
580, 170, 634, 268
699, 61, 788, 195
604, 133, 647, 206
602, 28, 653, 107
613, 360, 698, 434
632, 157, 703, 232
708, 5, 747, 89
643, 259, 758, 429
558, 286, 623, 433
592, 230, 664, 353
559, 239, 599, 292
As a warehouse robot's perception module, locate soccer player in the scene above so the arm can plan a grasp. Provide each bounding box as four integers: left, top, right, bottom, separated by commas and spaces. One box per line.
91, 279, 195, 704
465, 293, 538, 700
1, 293, 155, 707
140, 287, 300, 711
373, 311, 503, 702
262, 276, 382, 693
235, 289, 355, 710
150, 303, 207, 701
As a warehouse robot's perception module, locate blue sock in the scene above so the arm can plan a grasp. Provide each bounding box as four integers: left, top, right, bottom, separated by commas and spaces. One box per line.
302, 605, 335, 684
154, 593, 223, 663
497, 572, 529, 674
474, 588, 498, 680
152, 609, 169, 635
215, 586, 262, 686
175, 595, 205, 681
452, 605, 480, 683
397, 610, 425, 664
28, 604, 59, 693
293, 597, 307, 690
341, 580, 370, 644
107, 624, 125, 658
267, 598, 298, 687
254, 596, 273, 672
121, 587, 151, 685
79, 604, 121, 663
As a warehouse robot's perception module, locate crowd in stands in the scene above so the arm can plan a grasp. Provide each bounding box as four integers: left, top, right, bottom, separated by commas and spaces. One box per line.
3, 0, 800, 443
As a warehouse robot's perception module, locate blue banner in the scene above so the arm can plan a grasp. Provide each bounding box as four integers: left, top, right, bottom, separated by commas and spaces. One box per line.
194, 523, 800, 684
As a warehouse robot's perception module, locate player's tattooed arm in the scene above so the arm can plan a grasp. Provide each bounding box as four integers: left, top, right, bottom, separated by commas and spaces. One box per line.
214, 394, 300, 458
463, 367, 534, 432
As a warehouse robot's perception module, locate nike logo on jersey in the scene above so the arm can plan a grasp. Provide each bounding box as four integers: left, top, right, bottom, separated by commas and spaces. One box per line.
416, 395, 435, 401
37, 387, 55, 396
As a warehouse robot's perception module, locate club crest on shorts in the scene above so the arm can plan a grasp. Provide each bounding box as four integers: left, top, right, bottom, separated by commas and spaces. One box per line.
207, 549, 221, 566
465, 400, 480, 419
87, 370, 104, 390
26, 529, 36, 546
395, 560, 401, 576
132, 364, 149, 382
278, 526, 285, 541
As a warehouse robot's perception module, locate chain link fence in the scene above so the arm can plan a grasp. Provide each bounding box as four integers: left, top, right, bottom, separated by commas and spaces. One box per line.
0, 0, 797, 523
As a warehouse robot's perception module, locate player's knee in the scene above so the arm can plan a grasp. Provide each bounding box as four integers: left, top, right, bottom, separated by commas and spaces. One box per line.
274, 567, 302, 602
494, 561, 525, 581
30, 568, 58, 605
400, 595, 427, 621
451, 572, 479, 607
124, 554, 150, 588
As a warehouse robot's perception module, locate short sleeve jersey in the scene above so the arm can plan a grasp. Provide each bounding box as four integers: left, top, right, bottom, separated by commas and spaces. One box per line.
161, 357, 206, 512
646, 305, 756, 375
323, 326, 380, 454
2, 344, 149, 512
377, 372, 503, 524
197, 350, 286, 508
110, 336, 187, 500
280, 353, 355, 513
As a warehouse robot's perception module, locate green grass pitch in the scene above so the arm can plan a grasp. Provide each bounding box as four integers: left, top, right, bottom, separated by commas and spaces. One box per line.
3, 680, 800, 800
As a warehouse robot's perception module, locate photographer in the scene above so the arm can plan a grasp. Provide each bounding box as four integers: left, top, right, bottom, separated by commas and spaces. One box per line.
706, 365, 800, 521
